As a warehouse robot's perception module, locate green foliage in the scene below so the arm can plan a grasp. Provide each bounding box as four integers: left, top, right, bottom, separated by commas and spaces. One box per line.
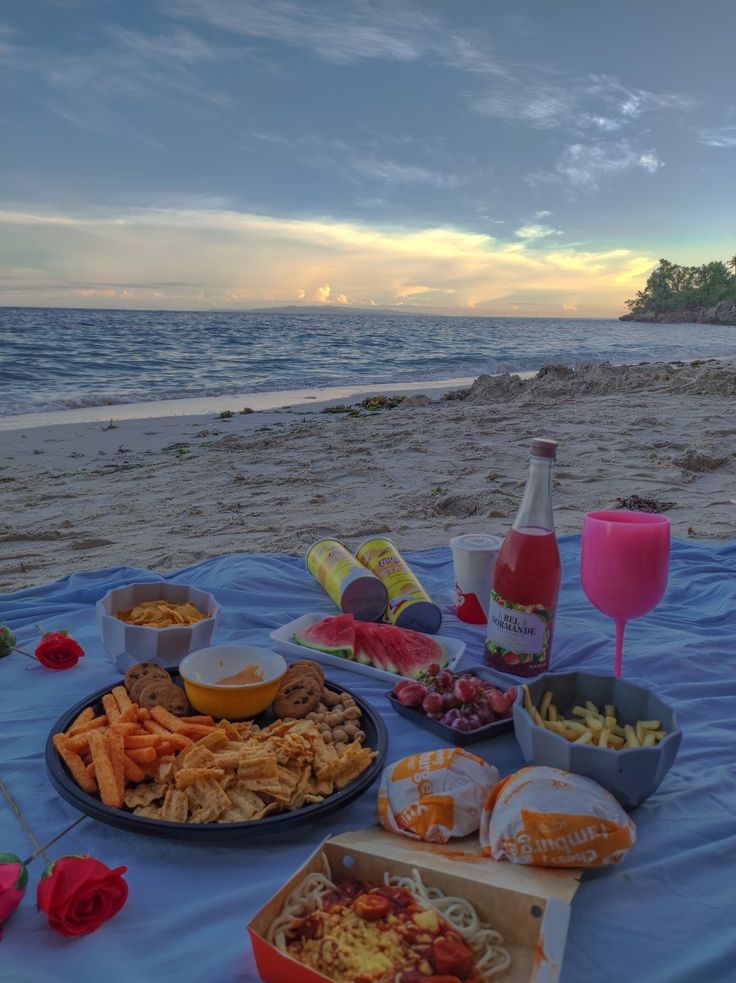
625, 257, 736, 314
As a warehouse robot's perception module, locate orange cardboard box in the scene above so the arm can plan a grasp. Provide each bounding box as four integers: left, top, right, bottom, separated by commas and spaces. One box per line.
248, 826, 580, 983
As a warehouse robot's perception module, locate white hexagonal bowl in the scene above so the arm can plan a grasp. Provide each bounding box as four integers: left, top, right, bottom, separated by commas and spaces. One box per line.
96, 582, 220, 673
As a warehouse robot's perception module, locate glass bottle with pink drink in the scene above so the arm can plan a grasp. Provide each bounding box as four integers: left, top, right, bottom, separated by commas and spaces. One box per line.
484, 438, 561, 677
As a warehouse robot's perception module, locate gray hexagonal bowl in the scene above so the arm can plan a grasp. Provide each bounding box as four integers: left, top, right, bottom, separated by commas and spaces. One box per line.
512, 671, 682, 810
97, 582, 220, 673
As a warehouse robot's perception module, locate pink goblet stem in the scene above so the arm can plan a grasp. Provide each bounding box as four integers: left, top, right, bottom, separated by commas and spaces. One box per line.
614, 620, 626, 678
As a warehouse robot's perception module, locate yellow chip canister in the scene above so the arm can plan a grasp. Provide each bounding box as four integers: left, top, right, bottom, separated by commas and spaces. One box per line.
355, 537, 442, 634
306, 538, 388, 622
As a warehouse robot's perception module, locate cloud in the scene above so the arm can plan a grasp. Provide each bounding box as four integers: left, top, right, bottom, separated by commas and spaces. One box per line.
697, 125, 736, 148
0, 206, 659, 316
4, 23, 227, 140
340, 156, 463, 189
471, 72, 695, 134
528, 141, 663, 193
167, 0, 510, 76
166, 0, 434, 65
248, 129, 466, 190
514, 224, 562, 240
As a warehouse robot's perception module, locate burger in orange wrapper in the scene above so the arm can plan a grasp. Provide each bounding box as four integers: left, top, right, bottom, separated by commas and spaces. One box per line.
480, 766, 636, 868
377, 747, 499, 844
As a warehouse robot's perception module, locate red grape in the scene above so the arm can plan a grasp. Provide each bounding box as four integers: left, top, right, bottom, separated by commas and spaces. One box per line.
442, 708, 461, 725
397, 683, 427, 707
394, 679, 413, 695
436, 670, 453, 690
487, 689, 511, 716
506, 686, 518, 704
454, 678, 476, 702
477, 706, 495, 725
422, 692, 444, 715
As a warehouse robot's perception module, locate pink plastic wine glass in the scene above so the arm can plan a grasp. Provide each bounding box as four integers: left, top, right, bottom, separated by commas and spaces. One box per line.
580, 511, 670, 677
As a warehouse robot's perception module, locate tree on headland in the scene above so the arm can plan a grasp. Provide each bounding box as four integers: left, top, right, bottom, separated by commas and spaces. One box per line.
625, 257, 736, 315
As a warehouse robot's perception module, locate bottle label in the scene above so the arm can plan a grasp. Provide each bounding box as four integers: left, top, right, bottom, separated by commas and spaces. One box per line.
485, 591, 552, 670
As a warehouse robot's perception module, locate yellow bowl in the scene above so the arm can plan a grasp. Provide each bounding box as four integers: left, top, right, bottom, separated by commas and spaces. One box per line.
178, 645, 287, 720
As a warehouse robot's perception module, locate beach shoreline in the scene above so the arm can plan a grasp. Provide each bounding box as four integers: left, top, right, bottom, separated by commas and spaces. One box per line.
2, 358, 735, 592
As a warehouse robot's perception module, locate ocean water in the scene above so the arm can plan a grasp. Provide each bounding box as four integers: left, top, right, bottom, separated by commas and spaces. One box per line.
1, 306, 735, 417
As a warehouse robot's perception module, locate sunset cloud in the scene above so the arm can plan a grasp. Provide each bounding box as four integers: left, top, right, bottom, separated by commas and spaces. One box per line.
0, 207, 659, 316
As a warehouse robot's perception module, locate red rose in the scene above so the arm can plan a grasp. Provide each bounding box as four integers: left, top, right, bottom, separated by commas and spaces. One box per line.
35, 632, 84, 671
37, 856, 128, 937
0, 852, 28, 938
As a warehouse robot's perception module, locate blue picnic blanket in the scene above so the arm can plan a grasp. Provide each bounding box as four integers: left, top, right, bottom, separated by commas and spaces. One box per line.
1, 537, 735, 983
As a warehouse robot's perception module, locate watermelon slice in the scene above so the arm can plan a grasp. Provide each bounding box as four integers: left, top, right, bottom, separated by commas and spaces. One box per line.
354, 621, 449, 678
355, 622, 399, 674
293, 614, 355, 660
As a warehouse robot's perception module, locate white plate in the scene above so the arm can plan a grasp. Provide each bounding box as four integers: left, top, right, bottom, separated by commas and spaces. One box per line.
269, 612, 465, 684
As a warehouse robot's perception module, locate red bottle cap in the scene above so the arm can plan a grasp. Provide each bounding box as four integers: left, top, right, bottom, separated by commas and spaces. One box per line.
531, 438, 558, 459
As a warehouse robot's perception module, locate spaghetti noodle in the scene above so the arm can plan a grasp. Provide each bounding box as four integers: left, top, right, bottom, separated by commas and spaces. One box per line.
266, 855, 510, 982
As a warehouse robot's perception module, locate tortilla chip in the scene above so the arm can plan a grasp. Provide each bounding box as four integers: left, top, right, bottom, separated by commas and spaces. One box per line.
185, 777, 231, 823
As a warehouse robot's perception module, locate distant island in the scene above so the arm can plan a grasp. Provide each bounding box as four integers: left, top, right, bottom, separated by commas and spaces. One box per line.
620, 256, 736, 324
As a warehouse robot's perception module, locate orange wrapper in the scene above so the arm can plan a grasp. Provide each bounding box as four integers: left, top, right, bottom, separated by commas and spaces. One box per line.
480, 765, 636, 868
377, 747, 499, 844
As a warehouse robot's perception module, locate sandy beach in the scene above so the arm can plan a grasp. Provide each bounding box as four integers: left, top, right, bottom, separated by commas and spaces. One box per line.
2, 359, 735, 593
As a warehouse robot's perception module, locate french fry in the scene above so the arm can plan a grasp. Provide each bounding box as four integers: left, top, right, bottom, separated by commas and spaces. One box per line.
562, 720, 588, 734
639, 720, 661, 731
143, 719, 171, 736
64, 732, 99, 754
67, 707, 95, 733
598, 728, 610, 749
117, 704, 139, 724
608, 734, 625, 748
150, 706, 188, 734
108, 729, 126, 802
123, 754, 146, 783
181, 715, 215, 726
101, 694, 120, 724
585, 700, 600, 714
573, 729, 593, 744
548, 703, 558, 722
53, 734, 98, 795
624, 724, 640, 748
539, 690, 553, 721
124, 735, 161, 749
531, 706, 545, 728
127, 747, 157, 764
88, 731, 122, 808
137, 707, 151, 720
523, 685, 533, 714
157, 741, 174, 756
142, 721, 191, 749
112, 685, 133, 714
642, 733, 657, 747
67, 715, 107, 737
179, 723, 217, 738
605, 704, 616, 719
585, 714, 603, 733
572, 706, 589, 718
636, 722, 645, 745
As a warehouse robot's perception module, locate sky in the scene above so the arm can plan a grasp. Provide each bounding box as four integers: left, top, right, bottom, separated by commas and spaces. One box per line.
0, 0, 734, 316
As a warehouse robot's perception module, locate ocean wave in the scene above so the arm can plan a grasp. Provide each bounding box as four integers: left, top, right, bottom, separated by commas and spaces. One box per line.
3, 307, 735, 418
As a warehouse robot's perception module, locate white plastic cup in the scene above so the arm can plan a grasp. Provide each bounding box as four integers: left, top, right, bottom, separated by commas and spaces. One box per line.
450, 534, 502, 624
